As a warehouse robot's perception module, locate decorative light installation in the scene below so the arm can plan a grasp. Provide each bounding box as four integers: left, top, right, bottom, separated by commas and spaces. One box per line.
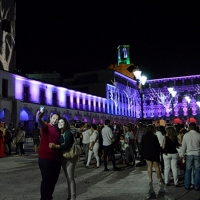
185, 96, 191, 103
168, 87, 177, 117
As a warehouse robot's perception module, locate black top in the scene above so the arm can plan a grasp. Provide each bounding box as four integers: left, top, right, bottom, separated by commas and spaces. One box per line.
163, 136, 179, 154
60, 130, 74, 151
141, 133, 160, 162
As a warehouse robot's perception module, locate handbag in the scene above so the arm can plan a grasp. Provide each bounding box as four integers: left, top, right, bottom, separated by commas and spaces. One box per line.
62, 133, 83, 159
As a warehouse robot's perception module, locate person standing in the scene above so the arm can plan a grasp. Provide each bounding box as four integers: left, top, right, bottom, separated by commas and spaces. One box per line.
162, 126, 180, 186
80, 123, 91, 165
102, 119, 119, 171
16, 126, 25, 156
38, 111, 61, 200
182, 122, 200, 191
155, 125, 165, 174
49, 118, 76, 200
33, 122, 41, 153
5, 123, 13, 155
141, 124, 163, 185
136, 122, 146, 161
125, 125, 135, 166
86, 124, 100, 168
0, 121, 5, 158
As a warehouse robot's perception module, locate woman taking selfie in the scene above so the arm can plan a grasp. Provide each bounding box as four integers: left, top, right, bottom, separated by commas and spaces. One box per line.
49, 117, 76, 200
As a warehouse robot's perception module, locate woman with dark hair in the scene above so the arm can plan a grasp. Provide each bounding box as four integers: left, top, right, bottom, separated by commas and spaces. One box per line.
49, 117, 76, 200
85, 124, 100, 168
162, 126, 180, 186
141, 124, 163, 185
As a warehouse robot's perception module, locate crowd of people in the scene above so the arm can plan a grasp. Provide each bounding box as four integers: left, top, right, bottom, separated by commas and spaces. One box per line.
0, 121, 27, 157
0, 114, 199, 200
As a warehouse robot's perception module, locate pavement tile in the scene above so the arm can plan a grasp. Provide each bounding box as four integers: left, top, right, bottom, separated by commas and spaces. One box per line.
0, 144, 200, 200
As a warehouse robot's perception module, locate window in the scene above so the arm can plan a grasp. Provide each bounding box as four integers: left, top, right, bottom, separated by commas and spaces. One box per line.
91, 100, 94, 107
85, 99, 88, 105
52, 92, 57, 106
66, 95, 70, 108
23, 86, 30, 102
40, 89, 45, 105
80, 98, 83, 104
2, 79, 8, 98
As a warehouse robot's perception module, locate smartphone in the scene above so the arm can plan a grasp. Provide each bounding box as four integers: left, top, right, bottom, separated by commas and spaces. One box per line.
40, 106, 44, 113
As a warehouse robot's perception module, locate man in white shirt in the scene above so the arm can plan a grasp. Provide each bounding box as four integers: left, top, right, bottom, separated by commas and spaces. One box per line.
182, 122, 200, 191
102, 119, 119, 171
80, 123, 91, 165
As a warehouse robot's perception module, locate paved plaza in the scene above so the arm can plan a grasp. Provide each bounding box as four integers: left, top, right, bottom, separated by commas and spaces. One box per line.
0, 143, 199, 200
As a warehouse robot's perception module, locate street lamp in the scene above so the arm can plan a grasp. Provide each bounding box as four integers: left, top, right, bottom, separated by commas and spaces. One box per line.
133, 70, 147, 120
185, 95, 192, 124
168, 87, 177, 119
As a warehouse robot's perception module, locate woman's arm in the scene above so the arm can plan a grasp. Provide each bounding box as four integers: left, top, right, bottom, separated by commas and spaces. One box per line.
49, 131, 74, 150
162, 137, 166, 149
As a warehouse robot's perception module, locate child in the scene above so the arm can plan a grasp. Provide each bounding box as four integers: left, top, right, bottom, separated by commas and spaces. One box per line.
119, 135, 126, 164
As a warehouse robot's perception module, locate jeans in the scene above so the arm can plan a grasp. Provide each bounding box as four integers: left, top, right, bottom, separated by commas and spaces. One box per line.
120, 150, 125, 162
38, 158, 61, 200
18, 142, 24, 155
185, 155, 200, 189
163, 153, 179, 185
62, 157, 77, 200
137, 142, 143, 160
82, 143, 89, 164
103, 144, 116, 169
86, 143, 100, 167
125, 145, 135, 164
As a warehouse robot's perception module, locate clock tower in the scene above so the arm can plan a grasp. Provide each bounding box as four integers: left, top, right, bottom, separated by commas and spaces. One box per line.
117, 45, 130, 65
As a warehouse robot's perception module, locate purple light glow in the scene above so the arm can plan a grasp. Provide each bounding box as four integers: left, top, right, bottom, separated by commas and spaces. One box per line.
30, 81, 40, 103
15, 78, 24, 100
0, 110, 4, 118
114, 71, 137, 84
20, 110, 29, 121
147, 74, 200, 83
46, 86, 53, 105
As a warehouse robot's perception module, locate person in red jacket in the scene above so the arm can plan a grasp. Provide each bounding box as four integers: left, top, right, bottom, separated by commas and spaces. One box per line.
38, 111, 61, 200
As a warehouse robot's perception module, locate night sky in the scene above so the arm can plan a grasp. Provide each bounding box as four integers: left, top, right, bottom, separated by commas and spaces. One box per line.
16, 1, 200, 79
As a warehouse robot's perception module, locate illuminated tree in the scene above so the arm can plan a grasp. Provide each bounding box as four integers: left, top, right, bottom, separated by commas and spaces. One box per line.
123, 82, 137, 111
110, 79, 119, 108
0, 0, 15, 71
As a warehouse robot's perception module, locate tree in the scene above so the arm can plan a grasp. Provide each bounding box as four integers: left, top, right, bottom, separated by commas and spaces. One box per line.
0, 0, 15, 71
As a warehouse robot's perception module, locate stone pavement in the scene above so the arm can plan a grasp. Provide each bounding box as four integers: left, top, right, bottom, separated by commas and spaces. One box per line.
0, 143, 199, 200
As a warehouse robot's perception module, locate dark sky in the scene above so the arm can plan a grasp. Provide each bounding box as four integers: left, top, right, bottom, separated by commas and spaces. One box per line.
16, 1, 200, 79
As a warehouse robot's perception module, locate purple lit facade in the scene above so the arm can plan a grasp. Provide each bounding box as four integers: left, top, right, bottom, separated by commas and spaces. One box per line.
105, 72, 200, 124
15, 75, 107, 113
1, 69, 200, 128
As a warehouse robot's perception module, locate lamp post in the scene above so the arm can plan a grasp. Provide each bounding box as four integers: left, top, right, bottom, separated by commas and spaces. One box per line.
168, 87, 177, 120
133, 70, 147, 120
